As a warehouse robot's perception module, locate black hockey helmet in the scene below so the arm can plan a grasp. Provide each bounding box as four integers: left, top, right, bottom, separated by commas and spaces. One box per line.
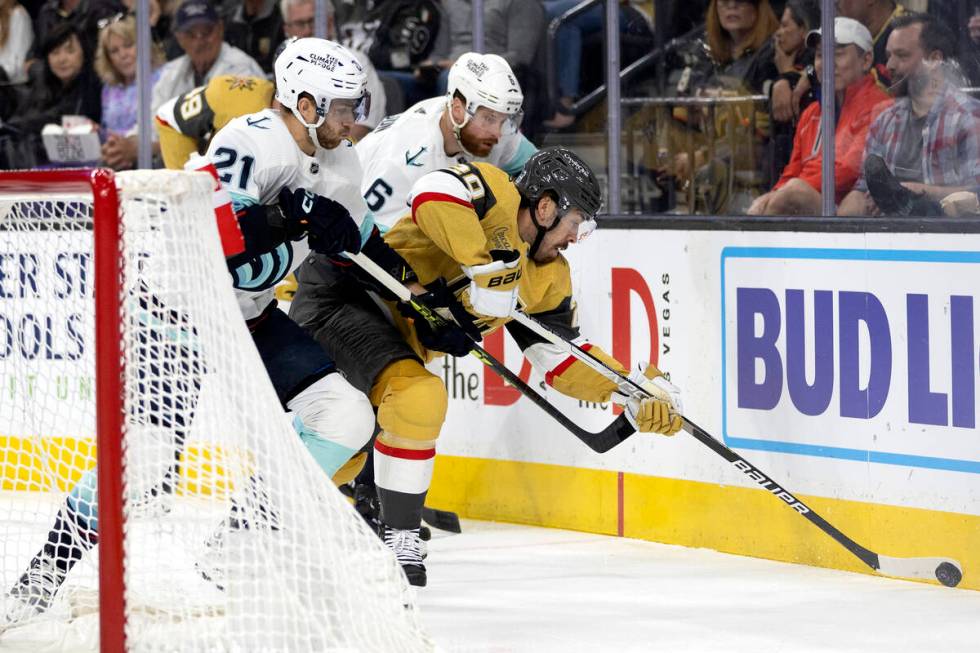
513, 147, 602, 256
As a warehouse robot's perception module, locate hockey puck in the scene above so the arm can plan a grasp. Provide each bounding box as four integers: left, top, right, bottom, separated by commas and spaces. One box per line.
935, 561, 962, 588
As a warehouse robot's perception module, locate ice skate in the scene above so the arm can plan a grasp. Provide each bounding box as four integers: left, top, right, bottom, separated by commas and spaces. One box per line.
381, 524, 427, 587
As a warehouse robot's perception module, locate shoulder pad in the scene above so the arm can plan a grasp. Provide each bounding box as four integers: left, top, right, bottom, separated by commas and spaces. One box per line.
439, 162, 497, 219
172, 85, 216, 144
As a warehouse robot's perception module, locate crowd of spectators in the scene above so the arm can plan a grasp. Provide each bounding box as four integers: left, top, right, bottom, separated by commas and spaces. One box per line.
0, 0, 977, 218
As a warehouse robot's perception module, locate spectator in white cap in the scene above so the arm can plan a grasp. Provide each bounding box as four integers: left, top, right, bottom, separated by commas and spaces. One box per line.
749, 16, 892, 215
840, 12, 980, 216
151, 0, 264, 113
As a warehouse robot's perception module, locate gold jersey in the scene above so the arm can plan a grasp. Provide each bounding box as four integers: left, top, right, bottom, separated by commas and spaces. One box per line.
384, 161, 632, 403
155, 75, 274, 169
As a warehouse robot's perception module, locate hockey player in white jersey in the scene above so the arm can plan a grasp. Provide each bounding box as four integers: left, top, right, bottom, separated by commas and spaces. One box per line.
204, 36, 380, 479
0, 37, 409, 625
356, 52, 538, 231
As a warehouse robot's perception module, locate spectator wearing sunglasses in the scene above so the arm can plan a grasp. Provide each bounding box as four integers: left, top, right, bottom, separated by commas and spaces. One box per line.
150, 0, 263, 113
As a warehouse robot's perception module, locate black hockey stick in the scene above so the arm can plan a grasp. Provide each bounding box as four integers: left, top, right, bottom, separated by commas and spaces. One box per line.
508, 310, 965, 587
346, 252, 636, 454
422, 506, 462, 534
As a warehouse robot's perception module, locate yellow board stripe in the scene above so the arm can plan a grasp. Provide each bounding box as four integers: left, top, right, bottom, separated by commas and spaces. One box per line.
0, 436, 236, 497
427, 454, 980, 591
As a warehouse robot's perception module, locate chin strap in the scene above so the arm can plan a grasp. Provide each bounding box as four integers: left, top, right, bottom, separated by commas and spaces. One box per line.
445, 101, 479, 159
527, 202, 560, 258
291, 106, 326, 153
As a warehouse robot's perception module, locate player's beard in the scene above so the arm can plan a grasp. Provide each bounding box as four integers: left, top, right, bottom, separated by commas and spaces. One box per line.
315, 121, 347, 149
459, 125, 497, 158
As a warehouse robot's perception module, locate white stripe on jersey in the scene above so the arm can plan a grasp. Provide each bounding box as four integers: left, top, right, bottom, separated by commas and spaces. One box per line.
408, 167, 474, 208
155, 95, 179, 130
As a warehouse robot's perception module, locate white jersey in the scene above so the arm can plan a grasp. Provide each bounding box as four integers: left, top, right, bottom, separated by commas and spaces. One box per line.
355, 96, 537, 230
206, 108, 370, 320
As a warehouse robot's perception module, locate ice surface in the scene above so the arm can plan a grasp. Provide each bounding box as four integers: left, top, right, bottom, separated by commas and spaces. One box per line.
419, 520, 980, 653
3, 515, 977, 652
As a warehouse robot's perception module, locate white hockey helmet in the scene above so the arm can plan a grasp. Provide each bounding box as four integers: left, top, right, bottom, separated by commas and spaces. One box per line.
446, 52, 524, 136
274, 38, 370, 142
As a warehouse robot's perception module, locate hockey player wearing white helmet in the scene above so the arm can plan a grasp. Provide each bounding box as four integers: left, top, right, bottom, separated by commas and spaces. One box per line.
355, 52, 538, 231
274, 37, 372, 153
190, 37, 431, 589
0, 38, 420, 623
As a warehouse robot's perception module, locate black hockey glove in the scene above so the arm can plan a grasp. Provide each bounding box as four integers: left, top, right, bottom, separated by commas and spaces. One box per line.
348, 228, 419, 300
398, 280, 481, 358
276, 187, 362, 255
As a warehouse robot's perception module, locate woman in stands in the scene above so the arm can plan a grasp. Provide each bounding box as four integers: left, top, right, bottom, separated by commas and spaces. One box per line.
664, 0, 780, 214
95, 14, 166, 169
770, 0, 820, 175
4, 23, 102, 166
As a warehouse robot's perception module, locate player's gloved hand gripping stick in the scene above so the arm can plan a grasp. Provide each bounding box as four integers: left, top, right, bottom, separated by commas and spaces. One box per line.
345, 251, 636, 454
277, 187, 362, 256
396, 279, 480, 358
506, 309, 965, 588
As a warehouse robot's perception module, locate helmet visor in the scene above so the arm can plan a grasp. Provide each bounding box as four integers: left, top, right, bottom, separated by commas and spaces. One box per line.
553, 209, 596, 245
467, 106, 524, 136
326, 92, 372, 123
576, 217, 597, 242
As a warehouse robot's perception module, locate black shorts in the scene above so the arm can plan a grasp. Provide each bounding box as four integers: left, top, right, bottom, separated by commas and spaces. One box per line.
288, 254, 418, 395
249, 302, 336, 405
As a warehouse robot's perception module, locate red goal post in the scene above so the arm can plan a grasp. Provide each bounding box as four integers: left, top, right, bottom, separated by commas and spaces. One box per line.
0, 168, 431, 652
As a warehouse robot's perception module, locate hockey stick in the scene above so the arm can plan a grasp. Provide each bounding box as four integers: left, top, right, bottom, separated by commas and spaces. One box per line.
421, 506, 462, 534
345, 252, 635, 454
507, 310, 964, 588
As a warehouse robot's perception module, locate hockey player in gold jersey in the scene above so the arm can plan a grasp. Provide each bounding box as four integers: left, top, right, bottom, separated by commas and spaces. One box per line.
289, 148, 683, 587
155, 74, 275, 169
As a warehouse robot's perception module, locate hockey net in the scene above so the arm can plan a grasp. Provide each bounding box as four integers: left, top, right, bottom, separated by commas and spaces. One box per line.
0, 169, 432, 652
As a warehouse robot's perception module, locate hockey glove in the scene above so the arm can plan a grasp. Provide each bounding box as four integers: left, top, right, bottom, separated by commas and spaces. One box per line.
461, 249, 522, 318
349, 228, 419, 300
398, 280, 481, 358
276, 187, 362, 255
614, 362, 683, 436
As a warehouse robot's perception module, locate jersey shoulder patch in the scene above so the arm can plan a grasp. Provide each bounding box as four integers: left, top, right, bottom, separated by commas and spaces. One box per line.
438, 161, 497, 219
171, 84, 215, 143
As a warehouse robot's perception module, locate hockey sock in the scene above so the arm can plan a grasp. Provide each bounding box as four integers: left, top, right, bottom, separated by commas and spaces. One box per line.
373, 439, 434, 530
33, 497, 100, 579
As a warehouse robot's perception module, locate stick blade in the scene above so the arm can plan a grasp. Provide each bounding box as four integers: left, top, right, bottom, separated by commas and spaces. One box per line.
877, 555, 963, 587
422, 506, 462, 534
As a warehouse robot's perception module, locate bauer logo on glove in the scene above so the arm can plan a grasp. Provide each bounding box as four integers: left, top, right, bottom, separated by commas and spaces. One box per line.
461, 248, 523, 318
486, 269, 521, 287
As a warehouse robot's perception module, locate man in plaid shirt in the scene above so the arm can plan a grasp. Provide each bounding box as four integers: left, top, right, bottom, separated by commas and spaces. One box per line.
840, 13, 980, 216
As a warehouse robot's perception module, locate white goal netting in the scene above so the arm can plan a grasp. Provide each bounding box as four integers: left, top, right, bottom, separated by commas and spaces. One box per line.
0, 170, 432, 652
